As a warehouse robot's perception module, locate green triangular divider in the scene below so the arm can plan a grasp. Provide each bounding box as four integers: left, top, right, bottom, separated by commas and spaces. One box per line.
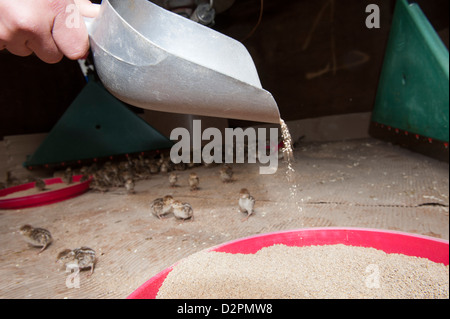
372, 0, 449, 142
25, 80, 173, 167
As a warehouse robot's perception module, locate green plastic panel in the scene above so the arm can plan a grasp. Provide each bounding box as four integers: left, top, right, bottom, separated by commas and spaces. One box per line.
24, 80, 173, 167
372, 0, 449, 142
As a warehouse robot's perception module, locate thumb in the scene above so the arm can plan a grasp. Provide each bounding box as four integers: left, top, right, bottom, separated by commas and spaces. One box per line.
74, 0, 101, 18
52, 1, 89, 60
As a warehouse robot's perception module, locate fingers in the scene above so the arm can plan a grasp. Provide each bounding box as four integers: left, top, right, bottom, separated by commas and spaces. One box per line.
3, 40, 33, 57
74, 0, 101, 18
0, 23, 31, 56
0, 3, 49, 59
51, 0, 101, 60
0, 0, 100, 63
26, 31, 64, 63
51, 1, 90, 60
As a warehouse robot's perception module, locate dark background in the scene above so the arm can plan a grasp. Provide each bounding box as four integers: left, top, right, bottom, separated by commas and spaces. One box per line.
0, 0, 448, 139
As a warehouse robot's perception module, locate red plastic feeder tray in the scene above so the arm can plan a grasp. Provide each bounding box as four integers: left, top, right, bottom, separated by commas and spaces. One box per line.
128, 227, 449, 299
0, 175, 91, 209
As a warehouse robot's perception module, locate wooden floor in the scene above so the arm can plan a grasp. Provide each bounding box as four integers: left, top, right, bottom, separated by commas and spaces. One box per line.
0, 138, 448, 299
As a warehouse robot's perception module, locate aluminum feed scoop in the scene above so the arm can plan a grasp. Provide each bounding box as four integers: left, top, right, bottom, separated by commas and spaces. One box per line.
86, 0, 281, 124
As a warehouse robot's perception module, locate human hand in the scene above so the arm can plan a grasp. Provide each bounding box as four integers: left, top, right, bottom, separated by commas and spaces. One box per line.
0, 0, 100, 63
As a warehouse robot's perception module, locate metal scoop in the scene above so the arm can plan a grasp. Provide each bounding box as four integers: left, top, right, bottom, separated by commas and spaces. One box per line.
85, 0, 281, 124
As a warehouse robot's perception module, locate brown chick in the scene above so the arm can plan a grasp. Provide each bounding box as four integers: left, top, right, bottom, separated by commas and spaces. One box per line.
220, 165, 234, 183
57, 247, 96, 277
34, 178, 47, 191
172, 200, 194, 221
149, 162, 159, 174
169, 172, 178, 188
19, 224, 53, 254
160, 161, 170, 174
62, 167, 73, 185
125, 178, 135, 194
151, 195, 175, 219
238, 188, 255, 221
189, 173, 199, 191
